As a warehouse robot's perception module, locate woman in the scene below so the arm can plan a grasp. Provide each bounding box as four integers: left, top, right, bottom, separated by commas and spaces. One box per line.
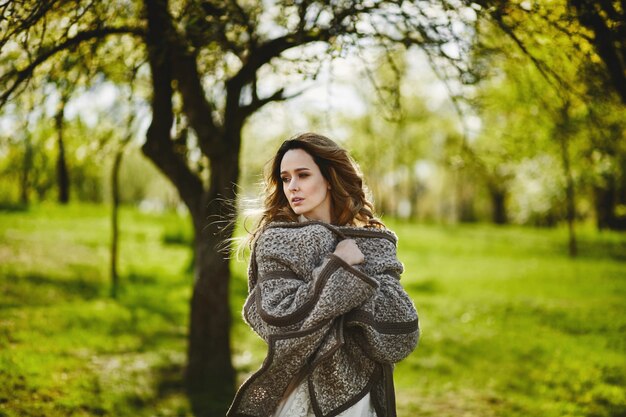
227, 133, 419, 417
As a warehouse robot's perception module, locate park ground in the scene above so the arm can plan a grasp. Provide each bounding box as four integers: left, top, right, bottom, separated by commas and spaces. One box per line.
1, 204, 625, 417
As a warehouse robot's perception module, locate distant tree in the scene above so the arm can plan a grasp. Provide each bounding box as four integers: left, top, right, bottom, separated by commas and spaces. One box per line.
109, 80, 141, 300
468, 0, 626, 238
569, 0, 626, 104
344, 53, 463, 221
0, 86, 55, 206
53, 91, 70, 204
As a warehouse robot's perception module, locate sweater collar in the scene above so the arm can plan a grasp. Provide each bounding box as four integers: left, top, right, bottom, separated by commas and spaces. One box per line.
268, 218, 398, 244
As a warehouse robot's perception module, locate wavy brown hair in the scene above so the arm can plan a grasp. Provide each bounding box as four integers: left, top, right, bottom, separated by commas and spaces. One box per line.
250, 132, 384, 242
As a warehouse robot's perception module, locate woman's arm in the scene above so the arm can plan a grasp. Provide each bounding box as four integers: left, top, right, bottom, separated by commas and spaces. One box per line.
243, 231, 378, 339
254, 255, 377, 328
345, 241, 420, 363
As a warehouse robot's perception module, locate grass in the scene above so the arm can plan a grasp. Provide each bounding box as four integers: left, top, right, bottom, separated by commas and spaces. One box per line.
0, 203, 192, 417
1, 204, 625, 417
386, 220, 626, 417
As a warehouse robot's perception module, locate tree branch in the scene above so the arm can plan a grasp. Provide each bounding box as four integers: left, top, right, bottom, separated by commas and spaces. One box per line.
143, 0, 203, 218
223, 28, 334, 131
151, 0, 225, 160
570, 0, 626, 103
0, 0, 62, 48
489, 16, 568, 95
239, 87, 308, 120
0, 25, 145, 108
171, 47, 222, 159
222, 1, 386, 127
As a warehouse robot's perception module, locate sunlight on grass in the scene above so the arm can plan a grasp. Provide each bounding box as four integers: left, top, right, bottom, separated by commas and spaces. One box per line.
1, 205, 625, 416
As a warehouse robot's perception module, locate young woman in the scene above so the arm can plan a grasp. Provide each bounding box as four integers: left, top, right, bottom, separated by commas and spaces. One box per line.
227, 133, 419, 417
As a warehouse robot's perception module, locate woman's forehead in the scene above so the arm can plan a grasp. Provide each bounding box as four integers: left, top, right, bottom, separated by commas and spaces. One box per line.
280, 149, 318, 172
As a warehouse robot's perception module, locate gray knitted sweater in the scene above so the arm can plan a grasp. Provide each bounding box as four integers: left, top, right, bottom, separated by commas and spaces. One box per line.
227, 220, 419, 417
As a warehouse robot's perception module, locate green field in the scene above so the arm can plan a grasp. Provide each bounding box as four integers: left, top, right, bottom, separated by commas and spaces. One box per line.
1, 204, 625, 417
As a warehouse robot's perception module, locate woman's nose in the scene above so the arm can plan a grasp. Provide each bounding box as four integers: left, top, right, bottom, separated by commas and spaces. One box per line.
288, 178, 299, 191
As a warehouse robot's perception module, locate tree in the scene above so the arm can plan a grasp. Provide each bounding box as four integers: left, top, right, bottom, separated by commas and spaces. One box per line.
0, 85, 55, 206
344, 50, 465, 221
54, 91, 70, 203
467, 0, 626, 104
569, 0, 626, 104
2, 1, 482, 413
468, 0, 626, 238
109, 79, 141, 299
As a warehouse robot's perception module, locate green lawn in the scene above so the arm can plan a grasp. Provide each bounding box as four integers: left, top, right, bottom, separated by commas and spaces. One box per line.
1, 204, 625, 417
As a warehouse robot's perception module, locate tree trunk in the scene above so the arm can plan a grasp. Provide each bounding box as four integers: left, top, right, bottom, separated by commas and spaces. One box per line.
20, 133, 33, 206
143, 1, 237, 412
55, 100, 70, 204
110, 146, 125, 299
569, 0, 626, 105
458, 189, 477, 222
488, 184, 507, 224
455, 168, 477, 223
186, 151, 238, 416
557, 104, 577, 257
594, 171, 626, 231
594, 179, 616, 230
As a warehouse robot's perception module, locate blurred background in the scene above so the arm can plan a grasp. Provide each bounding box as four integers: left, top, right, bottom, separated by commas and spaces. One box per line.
1, 1, 625, 416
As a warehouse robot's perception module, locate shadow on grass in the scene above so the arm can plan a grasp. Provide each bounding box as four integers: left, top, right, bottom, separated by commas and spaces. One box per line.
126, 272, 159, 285
115, 273, 186, 325
0, 202, 29, 213
154, 360, 233, 417
577, 238, 626, 262
110, 273, 234, 416
0, 271, 102, 308
406, 278, 441, 294
155, 361, 186, 398
102, 272, 189, 353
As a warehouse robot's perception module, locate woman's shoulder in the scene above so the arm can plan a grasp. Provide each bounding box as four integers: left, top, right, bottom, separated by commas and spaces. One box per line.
336, 224, 398, 246
255, 221, 335, 248
261, 220, 398, 246
261, 220, 330, 235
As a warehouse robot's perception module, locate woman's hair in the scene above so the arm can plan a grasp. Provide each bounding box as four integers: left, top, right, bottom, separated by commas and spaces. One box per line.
248, 132, 384, 244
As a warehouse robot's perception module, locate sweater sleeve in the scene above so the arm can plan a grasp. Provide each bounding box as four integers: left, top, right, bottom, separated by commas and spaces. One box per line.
253, 253, 378, 330
345, 245, 420, 363
242, 229, 380, 343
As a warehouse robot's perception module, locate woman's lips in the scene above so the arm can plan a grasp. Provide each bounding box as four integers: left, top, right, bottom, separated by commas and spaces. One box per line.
292, 197, 304, 206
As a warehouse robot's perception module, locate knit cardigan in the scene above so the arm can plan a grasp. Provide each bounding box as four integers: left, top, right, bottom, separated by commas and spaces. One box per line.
227, 220, 420, 417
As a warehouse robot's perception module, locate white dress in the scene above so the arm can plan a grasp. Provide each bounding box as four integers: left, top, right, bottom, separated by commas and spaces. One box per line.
272, 381, 376, 417
272, 215, 377, 417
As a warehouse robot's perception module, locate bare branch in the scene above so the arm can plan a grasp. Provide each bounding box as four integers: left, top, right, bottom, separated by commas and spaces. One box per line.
143, 0, 203, 218
148, 1, 223, 159
489, 16, 567, 95
224, 1, 385, 117
0, 0, 62, 48
0, 25, 144, 108
172, 49, 222, 159
239, 87, 302, 119
223, 29, 331, 131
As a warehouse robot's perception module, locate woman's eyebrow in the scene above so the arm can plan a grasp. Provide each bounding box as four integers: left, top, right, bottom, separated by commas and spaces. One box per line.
280, 167, 311, 175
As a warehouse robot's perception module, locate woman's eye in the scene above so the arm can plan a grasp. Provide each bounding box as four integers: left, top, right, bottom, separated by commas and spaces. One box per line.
299, 173, 309, 178
281, 177, 290, 183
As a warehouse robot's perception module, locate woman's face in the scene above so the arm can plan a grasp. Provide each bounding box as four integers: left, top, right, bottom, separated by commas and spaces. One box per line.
280, 148, 332, 223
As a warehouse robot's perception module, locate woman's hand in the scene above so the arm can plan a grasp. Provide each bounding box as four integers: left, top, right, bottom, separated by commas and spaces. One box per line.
333, 239, 365, 266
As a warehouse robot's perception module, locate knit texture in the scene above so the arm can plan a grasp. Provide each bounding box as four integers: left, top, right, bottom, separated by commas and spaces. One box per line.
227, 221, 419, 417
